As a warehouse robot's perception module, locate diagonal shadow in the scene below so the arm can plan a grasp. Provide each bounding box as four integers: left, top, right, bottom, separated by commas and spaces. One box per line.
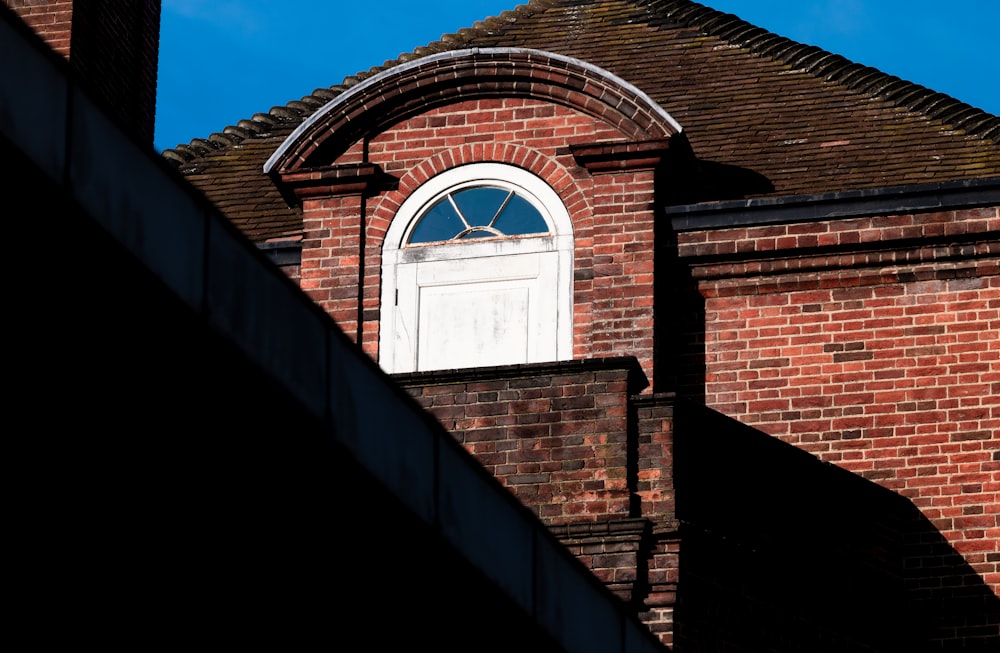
671, 400, 999, 652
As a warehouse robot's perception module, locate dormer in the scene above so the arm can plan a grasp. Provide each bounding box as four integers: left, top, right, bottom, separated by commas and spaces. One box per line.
268, 49, 684, 387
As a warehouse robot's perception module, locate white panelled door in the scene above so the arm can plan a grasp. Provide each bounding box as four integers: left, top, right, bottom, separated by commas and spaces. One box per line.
393, 243, 563, 371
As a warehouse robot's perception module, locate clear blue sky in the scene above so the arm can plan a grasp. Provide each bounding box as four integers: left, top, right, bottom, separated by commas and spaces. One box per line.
155, 0, 999, 152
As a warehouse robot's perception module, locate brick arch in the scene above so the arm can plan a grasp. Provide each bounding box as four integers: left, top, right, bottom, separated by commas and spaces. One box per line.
265, 48, 683, 173
368, 142, 592, 243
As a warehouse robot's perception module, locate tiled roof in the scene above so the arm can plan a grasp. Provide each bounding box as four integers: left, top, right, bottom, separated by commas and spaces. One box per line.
162, 0, 1000, 242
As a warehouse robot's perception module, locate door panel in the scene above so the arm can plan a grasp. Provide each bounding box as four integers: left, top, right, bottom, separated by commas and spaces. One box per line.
418, 282, 530, 370
394, 250, 559, 371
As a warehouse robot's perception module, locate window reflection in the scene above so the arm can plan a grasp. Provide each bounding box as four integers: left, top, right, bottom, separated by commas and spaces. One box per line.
408, 186, 549, 244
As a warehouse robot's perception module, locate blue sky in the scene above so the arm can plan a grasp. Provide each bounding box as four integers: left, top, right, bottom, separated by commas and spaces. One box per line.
155, 0, 998, 152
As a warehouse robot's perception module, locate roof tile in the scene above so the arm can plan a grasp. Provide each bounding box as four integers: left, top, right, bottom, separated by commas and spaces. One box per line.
163, 0, 1000, 241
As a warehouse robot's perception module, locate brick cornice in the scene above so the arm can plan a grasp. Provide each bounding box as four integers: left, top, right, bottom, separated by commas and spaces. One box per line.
548, 517, 652, 541
393, 356, 649, 394
668, 177, 1000, 231
685, 238, 1000, 284
277, 163, 384, 200
674, 200, 1000, 282
570, 138, 672, 173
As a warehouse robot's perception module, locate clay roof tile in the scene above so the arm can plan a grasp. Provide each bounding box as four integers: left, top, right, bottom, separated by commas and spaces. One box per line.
161, 0, 1000, 242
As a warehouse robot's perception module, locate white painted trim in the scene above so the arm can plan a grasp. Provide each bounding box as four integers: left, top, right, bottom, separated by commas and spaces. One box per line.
264, 48, 683, 173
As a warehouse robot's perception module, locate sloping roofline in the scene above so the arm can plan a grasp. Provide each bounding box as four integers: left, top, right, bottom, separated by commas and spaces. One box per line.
164, 0, 998, 168
158, 0, 1000, 243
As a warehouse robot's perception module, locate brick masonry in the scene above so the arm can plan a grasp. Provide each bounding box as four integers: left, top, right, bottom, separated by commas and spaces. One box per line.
5, 0, 72, 55
675, 205, 1000, 600
398, 356, 993, 649
296, 96, 664, 386
275, 46, 999, 649
278, 46, 1000, 646
397, 359, 680, 639
14, 1, 999, 648
5, 0, 160, 144
398, 359, 647, 523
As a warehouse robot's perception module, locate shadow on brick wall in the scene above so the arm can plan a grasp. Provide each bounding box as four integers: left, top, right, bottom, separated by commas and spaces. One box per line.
653, 239, 705, 399
655, 146, 706, 399
672, 401, 999, 652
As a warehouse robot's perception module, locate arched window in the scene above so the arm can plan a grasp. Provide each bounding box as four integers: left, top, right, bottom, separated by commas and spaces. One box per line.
380, 163, 573, 373
408, 185, 550, 243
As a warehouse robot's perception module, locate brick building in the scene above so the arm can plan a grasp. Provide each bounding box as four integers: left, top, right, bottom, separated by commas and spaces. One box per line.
159, 1, 999, 649
12, 0, 998, 650
3, 5, 668, 652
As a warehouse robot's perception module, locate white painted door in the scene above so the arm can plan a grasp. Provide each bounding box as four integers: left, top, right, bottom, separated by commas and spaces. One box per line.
393, 249, 560, 371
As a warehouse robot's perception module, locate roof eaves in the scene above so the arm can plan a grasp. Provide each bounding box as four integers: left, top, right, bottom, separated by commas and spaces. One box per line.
161, 98, 301, 164
667, 176, 1000, 230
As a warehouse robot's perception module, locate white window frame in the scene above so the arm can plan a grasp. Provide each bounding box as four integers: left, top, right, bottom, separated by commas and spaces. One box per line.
380, 163, 574, 373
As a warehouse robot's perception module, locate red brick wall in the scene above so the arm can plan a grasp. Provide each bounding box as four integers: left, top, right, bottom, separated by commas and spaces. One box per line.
588, 169, 657, 375
550, 519, 651, 602
300, 194, 366, 342
676, 206, 1000, 597
398, 360, 680, 646
298, 97, 662, 386
5, 0, 72, 55
400, 360, 642, 523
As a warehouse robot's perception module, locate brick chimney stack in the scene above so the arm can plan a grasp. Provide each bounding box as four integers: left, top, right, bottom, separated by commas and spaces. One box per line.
5, 0, 161, 145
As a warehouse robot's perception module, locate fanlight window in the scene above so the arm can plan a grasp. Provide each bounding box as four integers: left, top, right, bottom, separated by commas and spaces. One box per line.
408, 185, 551, 244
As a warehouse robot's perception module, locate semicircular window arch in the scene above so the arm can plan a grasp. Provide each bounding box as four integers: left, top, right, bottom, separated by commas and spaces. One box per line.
408, 183, 551, 244
392, 163, 570, 250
